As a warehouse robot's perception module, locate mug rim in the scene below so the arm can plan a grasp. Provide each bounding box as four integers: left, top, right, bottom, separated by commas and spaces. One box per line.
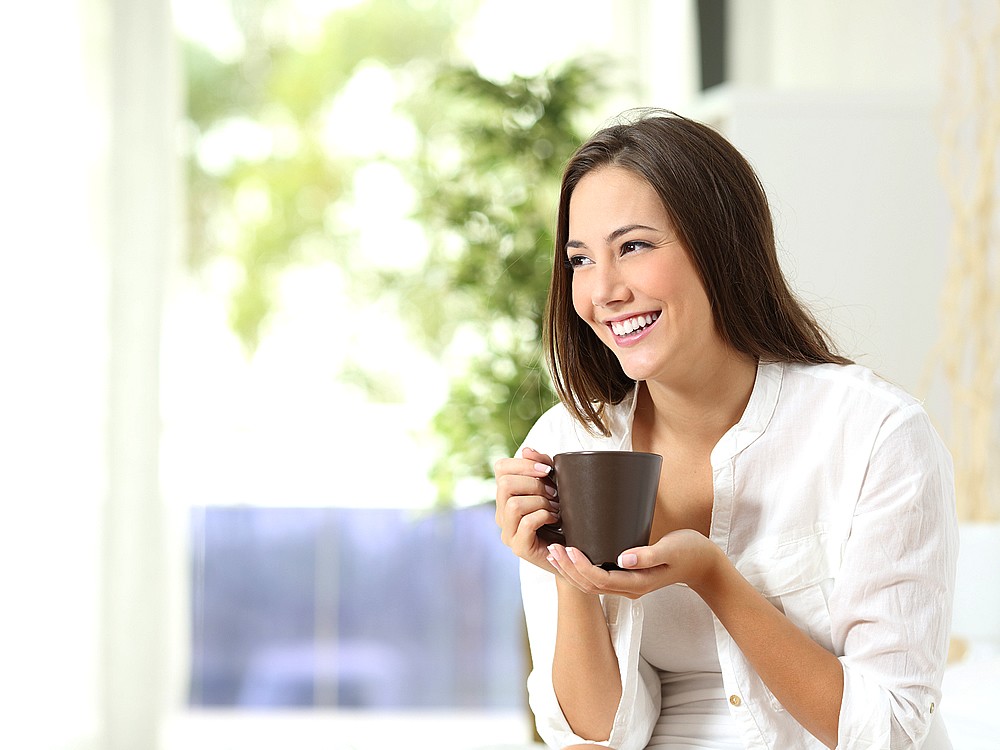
554, 450, 662, 458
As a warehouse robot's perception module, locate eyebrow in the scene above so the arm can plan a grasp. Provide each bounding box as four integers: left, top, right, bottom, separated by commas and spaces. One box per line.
566, 224, 660, 250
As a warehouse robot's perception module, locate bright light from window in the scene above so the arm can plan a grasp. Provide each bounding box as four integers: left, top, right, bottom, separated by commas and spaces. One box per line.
173, 0, 245, 62
459, 0, 617, 79
321, 63, 419, 160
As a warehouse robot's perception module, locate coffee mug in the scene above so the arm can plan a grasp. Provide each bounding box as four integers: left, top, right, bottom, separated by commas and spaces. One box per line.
539, 450, 662, 569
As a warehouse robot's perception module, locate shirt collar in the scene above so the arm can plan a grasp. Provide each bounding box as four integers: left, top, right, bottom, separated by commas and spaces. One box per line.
604, 360, 783, 462
710, 359, 783, 466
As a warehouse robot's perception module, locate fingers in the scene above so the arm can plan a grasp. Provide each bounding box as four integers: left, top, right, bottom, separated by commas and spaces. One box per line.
493, 456, 553, 481
506, 508, 560, 573
494, 472, 558, 529
493, 447, 556, 528
546, 545, 607, 593
493, 450, 554, 492
548, 545, 647, 598
493, 448, 561, 570
547, 543, 680, 599
519, 445, 554, 466
547, 531, 724, 598
499, 494, 558, 547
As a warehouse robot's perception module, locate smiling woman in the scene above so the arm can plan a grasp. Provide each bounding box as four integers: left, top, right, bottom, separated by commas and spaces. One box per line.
495, 111, 959, 750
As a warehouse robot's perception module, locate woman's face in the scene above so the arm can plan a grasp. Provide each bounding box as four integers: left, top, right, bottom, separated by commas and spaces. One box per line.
566, 165, 726, 384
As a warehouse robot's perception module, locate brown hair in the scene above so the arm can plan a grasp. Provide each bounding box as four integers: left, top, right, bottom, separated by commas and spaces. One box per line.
544, 110, 852, 435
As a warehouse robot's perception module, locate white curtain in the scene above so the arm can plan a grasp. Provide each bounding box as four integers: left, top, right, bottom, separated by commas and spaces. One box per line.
0, 1, 182, 748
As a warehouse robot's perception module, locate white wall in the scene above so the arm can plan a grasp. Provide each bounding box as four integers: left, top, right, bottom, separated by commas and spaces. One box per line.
715, 91, 949, 400
683, 0, 952, 412
729, 0, 943, 94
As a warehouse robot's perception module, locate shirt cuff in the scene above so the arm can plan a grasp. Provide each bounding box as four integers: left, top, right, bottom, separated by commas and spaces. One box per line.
837, 657, 938, 749
528, 595, 660, 750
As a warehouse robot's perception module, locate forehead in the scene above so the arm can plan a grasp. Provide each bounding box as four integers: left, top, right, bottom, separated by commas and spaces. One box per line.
568, 166, 668, 231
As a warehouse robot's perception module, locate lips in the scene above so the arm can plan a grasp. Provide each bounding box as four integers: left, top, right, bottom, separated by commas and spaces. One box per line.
608, 312, 660, 337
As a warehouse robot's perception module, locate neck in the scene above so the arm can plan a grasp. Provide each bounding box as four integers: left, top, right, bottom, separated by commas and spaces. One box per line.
636, 350, 758, 448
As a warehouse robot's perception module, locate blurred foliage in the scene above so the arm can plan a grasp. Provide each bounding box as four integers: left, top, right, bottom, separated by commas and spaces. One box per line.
182, 0, 609, 504
387, 61, 607, 502
182, 0, 462, 349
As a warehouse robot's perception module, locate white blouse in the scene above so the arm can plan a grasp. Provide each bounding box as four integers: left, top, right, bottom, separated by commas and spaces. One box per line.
518, 361, 958, 750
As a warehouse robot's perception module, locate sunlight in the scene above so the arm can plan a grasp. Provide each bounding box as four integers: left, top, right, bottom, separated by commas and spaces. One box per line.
348, 161, 427, 270
173, 0, 244, 62
460, 0, 617, 79
160, 253, 445, 509
320, 63, 419, 160
196, 116, 277, 175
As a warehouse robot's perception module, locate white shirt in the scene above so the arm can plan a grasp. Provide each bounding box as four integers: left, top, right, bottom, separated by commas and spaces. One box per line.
518, 361, 958, 750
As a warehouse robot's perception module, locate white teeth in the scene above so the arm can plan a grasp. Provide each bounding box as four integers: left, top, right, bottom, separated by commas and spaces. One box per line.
610, 312, 659, 336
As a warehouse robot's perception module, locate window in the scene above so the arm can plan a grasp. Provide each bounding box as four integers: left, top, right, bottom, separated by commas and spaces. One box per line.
189, 505, 526, 709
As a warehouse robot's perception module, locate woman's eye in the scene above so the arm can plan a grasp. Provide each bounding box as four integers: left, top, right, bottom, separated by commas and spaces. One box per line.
621, 240, 649, 255
566, 255, 592, 269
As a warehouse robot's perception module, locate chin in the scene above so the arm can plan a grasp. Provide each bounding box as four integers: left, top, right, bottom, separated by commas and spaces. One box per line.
615, 359, 657, 383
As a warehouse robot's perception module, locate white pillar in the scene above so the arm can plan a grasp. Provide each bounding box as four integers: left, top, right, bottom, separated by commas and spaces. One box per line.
101, 0, 180, 746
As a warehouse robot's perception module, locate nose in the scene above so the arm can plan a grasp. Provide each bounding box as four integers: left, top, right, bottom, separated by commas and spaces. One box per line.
590, 260, 630, 309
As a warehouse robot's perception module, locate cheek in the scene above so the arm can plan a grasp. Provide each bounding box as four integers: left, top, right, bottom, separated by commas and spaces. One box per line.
570, 276, 589, 320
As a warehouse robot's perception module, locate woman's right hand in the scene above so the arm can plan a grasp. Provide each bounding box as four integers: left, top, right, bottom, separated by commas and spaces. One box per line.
494, 446, 559, 571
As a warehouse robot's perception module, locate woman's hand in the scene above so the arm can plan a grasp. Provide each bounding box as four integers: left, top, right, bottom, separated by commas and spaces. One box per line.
546, 529, 729, 599
494, 447, 560, 571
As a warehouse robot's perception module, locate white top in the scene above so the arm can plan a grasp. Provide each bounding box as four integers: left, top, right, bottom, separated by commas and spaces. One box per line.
518, 361, 958, 750
641, 585, 743, 748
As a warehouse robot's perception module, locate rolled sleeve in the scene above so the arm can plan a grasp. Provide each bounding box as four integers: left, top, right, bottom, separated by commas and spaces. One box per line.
520, 561, 660, 750
831, 406, 958, 749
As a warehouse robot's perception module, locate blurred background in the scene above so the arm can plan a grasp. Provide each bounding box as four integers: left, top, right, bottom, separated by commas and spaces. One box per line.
1, 0, 997, 748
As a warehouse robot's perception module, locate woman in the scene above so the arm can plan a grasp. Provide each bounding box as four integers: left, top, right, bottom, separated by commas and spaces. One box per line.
494, 111, 958, 750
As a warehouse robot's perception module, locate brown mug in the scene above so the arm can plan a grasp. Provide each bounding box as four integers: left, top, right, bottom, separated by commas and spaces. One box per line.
539, 450, 662, 569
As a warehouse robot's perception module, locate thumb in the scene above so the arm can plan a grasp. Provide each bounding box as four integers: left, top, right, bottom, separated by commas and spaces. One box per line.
616, 545, 657, 570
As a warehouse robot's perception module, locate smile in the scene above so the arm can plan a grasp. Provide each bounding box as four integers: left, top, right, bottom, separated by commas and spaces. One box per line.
609, 312, 660, 336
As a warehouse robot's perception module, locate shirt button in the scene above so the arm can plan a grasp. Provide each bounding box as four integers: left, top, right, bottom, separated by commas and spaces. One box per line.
729, 694, 742, 707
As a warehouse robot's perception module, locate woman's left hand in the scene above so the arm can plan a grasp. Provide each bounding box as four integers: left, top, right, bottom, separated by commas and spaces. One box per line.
546, 529, 729, 600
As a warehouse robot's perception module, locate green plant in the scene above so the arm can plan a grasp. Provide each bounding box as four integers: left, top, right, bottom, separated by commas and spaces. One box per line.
182, 0, 611, 506
387, 60, 608, 503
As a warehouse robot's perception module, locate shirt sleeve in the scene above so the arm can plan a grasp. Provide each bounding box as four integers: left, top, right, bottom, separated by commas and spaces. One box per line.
830, 404, 959, 749
520, 560, 661, 750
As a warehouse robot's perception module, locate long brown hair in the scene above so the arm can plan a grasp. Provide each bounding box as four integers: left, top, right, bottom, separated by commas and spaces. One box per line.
544, 110, 852, 435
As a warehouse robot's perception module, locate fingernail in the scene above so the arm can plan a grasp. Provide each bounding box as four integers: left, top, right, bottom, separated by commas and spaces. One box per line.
534, 463, 552, 475
548, 499, 560, 511
566, 547, 579, 563
544, 484, 557, 497
547, 545, 557, 555
618, 553, 638, 568
522, 447, 534, 456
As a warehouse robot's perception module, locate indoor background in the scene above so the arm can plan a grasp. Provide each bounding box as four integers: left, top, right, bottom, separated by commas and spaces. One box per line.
1, 1, 997, 749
